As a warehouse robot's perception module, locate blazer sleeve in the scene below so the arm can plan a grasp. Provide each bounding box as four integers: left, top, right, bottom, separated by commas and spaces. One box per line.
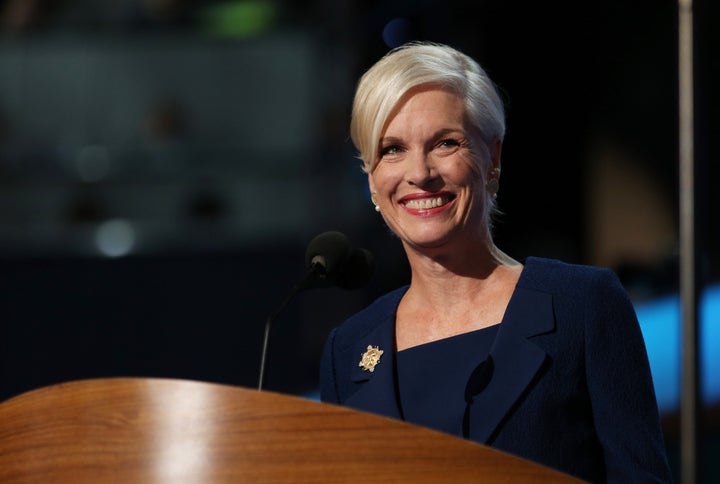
584, 268, 673, 482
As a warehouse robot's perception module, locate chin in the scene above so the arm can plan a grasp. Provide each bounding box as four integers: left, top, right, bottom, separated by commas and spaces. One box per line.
403, 231, 455, 250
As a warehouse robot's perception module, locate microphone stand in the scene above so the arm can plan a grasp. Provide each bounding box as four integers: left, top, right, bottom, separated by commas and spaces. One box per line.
256, 231, 372, 391
257, 264, 325, 391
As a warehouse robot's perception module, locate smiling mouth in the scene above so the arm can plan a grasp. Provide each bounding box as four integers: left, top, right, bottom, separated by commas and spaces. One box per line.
403, 195, 454, 210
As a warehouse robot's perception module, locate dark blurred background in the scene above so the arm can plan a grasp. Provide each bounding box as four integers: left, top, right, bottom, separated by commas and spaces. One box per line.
0, 0, 718, 481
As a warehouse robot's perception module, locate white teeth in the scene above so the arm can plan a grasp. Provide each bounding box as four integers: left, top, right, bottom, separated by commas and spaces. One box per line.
404, 196, 445, 209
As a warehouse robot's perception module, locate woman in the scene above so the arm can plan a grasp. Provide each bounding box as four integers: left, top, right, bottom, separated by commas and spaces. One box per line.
318, 41, 672, 483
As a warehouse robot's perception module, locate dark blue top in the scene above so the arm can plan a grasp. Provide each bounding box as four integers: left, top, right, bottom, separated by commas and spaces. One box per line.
320, 257, 673, 483
397, 324, 500, 437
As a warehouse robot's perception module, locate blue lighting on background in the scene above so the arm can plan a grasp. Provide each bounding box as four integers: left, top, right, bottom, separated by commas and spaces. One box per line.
635, 283, 720, 414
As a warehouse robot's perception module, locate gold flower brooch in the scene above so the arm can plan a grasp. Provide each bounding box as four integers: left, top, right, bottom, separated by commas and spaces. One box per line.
358, 345, 384, 372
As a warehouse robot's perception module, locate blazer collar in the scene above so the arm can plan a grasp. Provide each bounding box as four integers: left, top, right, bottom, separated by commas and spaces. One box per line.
345, 286, 409, 419
467, 286, 554, 443
344, 289, 405, 420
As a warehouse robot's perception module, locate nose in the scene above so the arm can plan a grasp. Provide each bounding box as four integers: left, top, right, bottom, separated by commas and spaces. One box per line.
405, 150, 437, 187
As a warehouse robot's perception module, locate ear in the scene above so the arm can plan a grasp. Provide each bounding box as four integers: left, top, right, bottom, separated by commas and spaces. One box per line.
367, 172, 376, 195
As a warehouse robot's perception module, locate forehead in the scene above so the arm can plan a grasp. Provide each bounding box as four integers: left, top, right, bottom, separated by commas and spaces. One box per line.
384, 86, 465, 133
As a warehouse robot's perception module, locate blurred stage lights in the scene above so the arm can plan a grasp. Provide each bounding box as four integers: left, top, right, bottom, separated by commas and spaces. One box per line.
95, 219, 136, 258
76, 145, 111, 183
383, 18, 413, 48
636, 283, 720, 414
202, 0, 277, 38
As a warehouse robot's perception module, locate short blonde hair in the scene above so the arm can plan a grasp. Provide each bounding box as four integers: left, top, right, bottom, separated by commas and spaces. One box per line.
350, 41, 506, 174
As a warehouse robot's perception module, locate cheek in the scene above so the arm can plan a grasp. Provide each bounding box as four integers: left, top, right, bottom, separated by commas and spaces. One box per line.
446, 156, 481, 185
369, 165, 401, 191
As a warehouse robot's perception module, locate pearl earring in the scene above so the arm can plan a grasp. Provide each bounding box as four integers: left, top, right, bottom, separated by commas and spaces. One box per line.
371, 193, 380, 212
486, 178, 499, 199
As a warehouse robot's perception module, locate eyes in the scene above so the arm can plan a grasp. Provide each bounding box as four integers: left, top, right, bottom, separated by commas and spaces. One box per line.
379, 144, 403, 157
379, 137, 467, 160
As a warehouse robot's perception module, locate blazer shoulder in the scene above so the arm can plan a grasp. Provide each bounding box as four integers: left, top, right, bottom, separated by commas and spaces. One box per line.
520, 256, 625, 297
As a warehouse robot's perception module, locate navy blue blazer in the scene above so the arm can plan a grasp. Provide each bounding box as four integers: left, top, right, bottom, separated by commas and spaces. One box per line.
319, 257, 672, 483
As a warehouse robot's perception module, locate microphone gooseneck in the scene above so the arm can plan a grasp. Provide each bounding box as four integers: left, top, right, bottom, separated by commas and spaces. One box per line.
257, 230, 374, 391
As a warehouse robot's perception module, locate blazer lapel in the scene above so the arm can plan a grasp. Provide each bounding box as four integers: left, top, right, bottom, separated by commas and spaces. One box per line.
468, 286, 554, 443
344, 315, 403, 420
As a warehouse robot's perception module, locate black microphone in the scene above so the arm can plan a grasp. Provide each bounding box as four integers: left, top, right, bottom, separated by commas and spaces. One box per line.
300, 230, 353, 289
257, 231, 375, 390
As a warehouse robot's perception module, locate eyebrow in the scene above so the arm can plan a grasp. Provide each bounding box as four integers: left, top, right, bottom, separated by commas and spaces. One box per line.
380, 128, 466, 145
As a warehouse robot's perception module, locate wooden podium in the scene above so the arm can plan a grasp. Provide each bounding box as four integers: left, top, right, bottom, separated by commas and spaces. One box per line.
0, 378, 583, 482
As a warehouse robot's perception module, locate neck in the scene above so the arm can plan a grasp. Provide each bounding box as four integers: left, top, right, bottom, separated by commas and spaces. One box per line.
402, 236, 519, 280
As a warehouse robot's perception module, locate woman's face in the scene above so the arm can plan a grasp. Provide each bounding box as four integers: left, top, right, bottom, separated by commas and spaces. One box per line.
368, 87, 495, 251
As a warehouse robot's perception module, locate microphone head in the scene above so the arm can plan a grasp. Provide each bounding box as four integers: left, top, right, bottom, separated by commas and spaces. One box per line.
304, 231, 352, 285
335, 247, 375, 290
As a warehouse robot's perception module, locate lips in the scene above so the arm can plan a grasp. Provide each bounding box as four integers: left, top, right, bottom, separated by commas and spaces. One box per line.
400, 193, 455, 210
